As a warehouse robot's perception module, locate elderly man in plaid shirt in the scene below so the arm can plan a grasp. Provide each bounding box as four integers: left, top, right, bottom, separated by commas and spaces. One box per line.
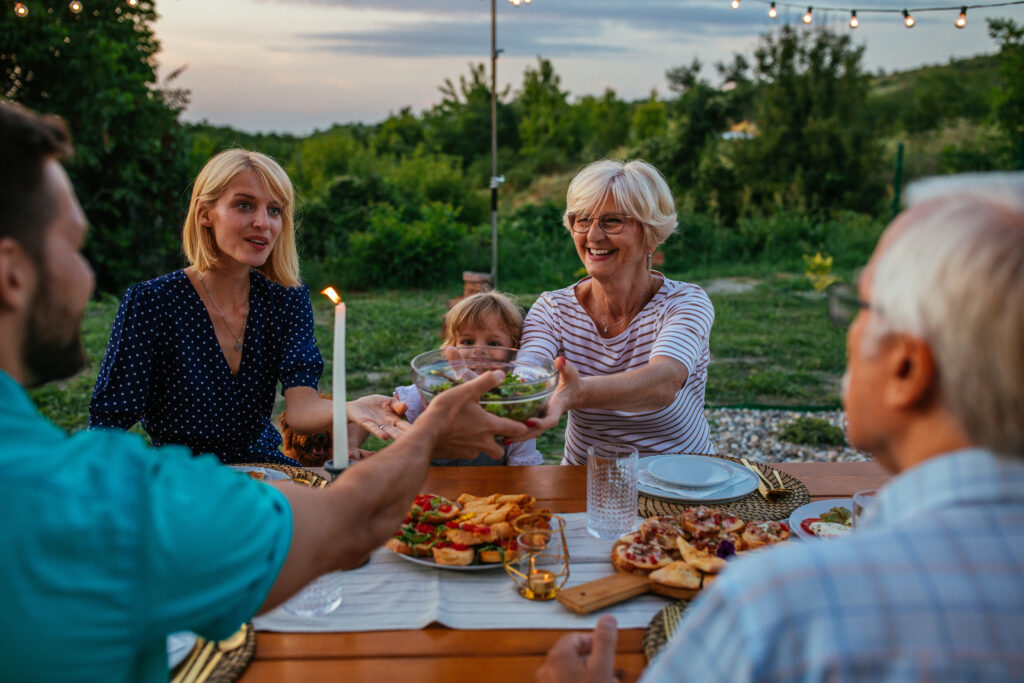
540, 172, 1024, 682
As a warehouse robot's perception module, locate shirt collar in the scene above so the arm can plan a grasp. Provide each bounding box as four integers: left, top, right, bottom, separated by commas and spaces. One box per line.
867, 448, 1024, 528
0, 368, 43, 420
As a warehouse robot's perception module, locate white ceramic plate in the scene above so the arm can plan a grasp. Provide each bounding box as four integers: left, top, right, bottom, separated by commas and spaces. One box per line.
166, 631, 198, 670
393, 552, 506, 571
789, 499, 853, 540
229, 465, 290, 481
638, 457, 759, 504
647, 454, 732, 488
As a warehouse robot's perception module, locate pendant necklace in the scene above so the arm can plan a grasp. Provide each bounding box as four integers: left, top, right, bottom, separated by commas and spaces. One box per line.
198, 271, 249, 351
597, 277, 657, 334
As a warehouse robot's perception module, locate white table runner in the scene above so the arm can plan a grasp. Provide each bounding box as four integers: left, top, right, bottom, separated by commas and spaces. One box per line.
254, 513, 675, 632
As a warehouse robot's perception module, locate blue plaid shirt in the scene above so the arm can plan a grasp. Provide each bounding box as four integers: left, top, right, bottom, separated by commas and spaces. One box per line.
643, 449, 1024, 682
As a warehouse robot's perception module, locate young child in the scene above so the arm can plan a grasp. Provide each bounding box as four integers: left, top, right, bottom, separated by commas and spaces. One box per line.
349, 291, 544, 466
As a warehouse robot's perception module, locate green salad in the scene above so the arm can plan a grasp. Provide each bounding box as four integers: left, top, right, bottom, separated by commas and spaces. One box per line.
820, 506, 852, 526
432, 372, 549, 421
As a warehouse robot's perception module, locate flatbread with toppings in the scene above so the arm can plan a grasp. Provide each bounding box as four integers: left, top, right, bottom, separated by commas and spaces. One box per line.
612, 505, 790, 594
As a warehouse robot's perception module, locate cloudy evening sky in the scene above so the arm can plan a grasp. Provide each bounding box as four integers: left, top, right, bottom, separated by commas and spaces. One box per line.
153, 0, 1024, 134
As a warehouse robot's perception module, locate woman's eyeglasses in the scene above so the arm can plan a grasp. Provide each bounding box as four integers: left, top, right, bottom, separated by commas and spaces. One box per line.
826, 282, 871, 327
568, 213, 633, 235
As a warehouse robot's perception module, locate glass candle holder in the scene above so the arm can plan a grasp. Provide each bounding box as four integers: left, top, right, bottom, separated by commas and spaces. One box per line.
504, 514, 569, 601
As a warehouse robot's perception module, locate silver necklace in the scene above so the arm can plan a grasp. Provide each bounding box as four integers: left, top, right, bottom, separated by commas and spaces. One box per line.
198, 271, 249, 351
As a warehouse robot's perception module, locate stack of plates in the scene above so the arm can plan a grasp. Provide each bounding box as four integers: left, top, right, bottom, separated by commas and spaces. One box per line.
638, 454, 759, 504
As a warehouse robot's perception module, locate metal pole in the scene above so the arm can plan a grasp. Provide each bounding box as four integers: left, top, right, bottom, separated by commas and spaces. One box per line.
891, 141, 904, 219
490, 0, 499, 288
1017, 132, 1023, 171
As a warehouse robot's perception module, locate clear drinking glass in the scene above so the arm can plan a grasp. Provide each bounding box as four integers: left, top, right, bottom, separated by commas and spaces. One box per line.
851, 489, 878, 529
282, 572, 343, 616
586, 443, 639, 539
504, 514, 570, 601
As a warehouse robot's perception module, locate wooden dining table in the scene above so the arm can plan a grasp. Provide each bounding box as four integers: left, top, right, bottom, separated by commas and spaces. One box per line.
240, 461, 891, 683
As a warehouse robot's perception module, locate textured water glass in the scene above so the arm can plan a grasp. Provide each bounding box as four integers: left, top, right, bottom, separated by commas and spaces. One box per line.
282, 572, 343, 616
852, 489, 878, 530
586, 443, 639, 539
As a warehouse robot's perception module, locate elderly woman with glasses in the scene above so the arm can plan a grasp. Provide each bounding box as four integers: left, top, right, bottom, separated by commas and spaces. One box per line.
517, 159, 715, 465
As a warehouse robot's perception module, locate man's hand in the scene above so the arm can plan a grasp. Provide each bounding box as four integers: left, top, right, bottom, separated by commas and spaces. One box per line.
419, 370, 530, 460
347, 394, 411, 441
537, 615, 619, 683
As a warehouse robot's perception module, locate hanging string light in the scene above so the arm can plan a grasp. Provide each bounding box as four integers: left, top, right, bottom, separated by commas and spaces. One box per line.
126, 0, 139, 6
727, 0, 1024, 33
732, 0, 741, 8
69, 0, 83, 13
14, 2, 28, 16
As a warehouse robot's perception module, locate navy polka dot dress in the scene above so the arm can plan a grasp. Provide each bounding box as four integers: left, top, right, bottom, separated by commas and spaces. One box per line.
89, 269, 323, 466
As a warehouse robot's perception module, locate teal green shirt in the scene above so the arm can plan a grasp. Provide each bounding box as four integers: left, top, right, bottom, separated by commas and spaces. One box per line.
0, 370, 293, 681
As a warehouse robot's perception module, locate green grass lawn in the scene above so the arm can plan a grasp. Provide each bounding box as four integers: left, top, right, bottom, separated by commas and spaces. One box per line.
30, 273, 846, 462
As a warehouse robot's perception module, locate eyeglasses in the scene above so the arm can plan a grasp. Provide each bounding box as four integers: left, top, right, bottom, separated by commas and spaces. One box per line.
568, 213, 633, 235
826, 282, 871, 328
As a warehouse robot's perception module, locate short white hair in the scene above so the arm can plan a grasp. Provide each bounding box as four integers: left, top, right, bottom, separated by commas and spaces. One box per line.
869, 172, 1024, 455
563, 159, 677, 249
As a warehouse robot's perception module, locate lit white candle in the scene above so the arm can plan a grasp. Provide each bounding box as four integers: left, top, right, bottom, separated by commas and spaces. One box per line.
321, 287, 347, 470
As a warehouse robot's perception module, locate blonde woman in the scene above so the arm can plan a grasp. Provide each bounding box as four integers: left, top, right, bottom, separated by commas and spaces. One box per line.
89, 149, 402, 465
517, 159, 715, 464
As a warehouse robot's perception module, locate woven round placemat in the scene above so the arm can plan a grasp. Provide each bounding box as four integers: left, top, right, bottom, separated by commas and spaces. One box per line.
171, 622, 255, 683
234, 463, 329, 488
643, 599, 692, 662
638, 455, 809, 521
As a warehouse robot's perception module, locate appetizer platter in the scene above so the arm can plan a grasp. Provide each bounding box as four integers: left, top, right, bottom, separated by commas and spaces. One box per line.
557, 506, 790, 614
789, 499, 853, 540
386, 492, 548, 569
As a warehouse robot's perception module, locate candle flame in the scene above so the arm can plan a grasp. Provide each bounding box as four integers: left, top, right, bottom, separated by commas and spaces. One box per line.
321, 286, 341, 305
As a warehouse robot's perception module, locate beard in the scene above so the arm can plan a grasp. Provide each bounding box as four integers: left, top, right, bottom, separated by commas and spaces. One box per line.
22, 277, 87, 388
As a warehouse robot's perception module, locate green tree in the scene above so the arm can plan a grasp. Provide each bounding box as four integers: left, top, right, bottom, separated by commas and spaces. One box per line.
989, 18, 1024, 152
572, 88, 630, 158
734, 26, 883, 213
630, 90, 668, 142
516, 57, 578, 170
1, 0, 191, 293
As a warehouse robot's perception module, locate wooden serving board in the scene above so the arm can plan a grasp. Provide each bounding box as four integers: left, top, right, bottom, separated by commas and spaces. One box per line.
556, 572, 697, 614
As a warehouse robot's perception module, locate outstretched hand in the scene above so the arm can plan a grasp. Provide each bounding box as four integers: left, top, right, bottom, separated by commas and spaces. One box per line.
420, 370, 530, 461
537, 615, 620, 683
509, 356, 580, 442
347, 394, 411, 441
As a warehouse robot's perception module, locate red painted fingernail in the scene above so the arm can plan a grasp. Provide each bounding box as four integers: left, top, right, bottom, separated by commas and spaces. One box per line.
524, 419, 538, 428
503, 439, 512, 446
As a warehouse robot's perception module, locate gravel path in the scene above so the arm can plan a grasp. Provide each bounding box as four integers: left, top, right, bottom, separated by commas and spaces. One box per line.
707, 408, 872, 464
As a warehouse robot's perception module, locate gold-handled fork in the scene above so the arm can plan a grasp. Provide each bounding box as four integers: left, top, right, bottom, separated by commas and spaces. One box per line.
739, 458, 789, 499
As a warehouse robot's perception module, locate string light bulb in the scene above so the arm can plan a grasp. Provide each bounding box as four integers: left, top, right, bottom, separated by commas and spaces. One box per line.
849, 10, 859, 27
956, 6, 967, 27
14, 2, 28, 16
731, 0, 740, 9
903, 9, 916, 27
126, 0, 139, 6
768, 2, 778, 18
803, 6, 813, 23
70, 1, 83, 13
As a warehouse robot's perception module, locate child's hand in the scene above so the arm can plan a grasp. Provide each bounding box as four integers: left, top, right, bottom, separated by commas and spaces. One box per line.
347, 395, 411, 441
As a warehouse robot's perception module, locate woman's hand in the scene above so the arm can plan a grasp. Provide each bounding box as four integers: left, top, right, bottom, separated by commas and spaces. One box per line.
347, 394, 411, 441
511, 357, 581, 441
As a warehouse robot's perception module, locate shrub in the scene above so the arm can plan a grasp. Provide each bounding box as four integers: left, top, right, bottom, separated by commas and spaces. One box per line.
777, 416, 846, 446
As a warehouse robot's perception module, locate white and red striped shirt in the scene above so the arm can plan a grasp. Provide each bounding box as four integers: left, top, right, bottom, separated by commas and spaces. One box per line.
519, 276, 714, 464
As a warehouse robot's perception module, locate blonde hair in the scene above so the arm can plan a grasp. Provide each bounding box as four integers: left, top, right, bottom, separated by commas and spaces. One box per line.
182, 149, 300, 287
441, 291, 524, 348
869, 174, 1024, 455
563, 159, 677, 250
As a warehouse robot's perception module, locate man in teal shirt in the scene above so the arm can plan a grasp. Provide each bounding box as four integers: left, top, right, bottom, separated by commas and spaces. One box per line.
0, 100, 529, 681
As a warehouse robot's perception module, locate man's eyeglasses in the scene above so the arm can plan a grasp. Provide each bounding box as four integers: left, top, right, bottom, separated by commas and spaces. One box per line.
826, 282, 871, 328
568, 213, 633, 235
